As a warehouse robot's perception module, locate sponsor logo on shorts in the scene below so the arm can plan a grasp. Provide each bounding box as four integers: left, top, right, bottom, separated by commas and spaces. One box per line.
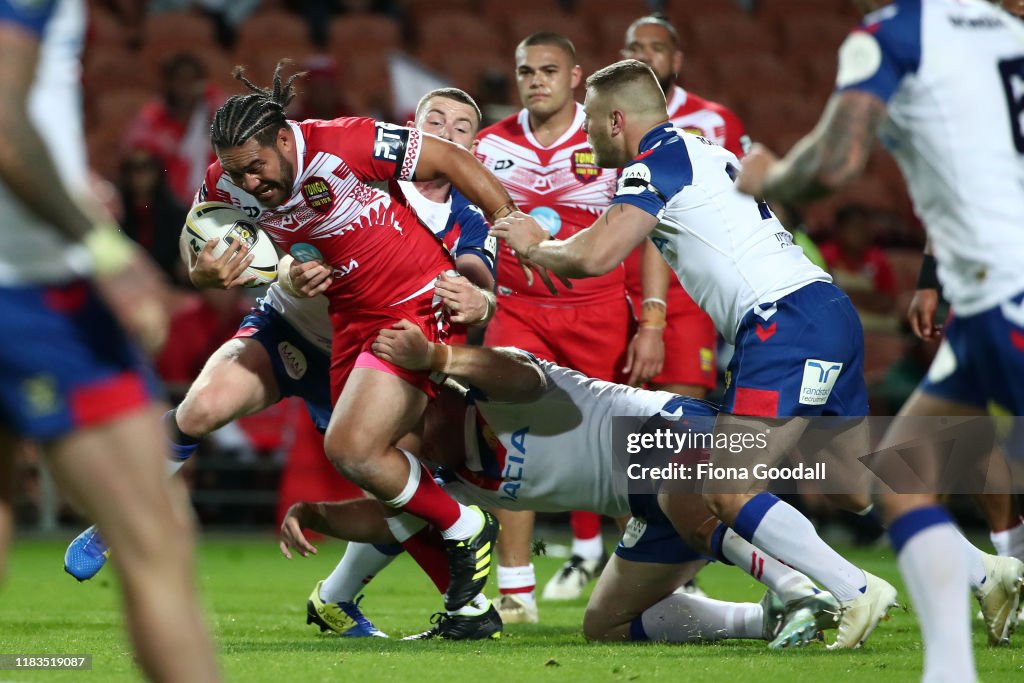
799, 359, 843, 406
22, 375, 58, 416
621, 517, 647, 549
571, 149, 601, 184
277, 342, 308, 380
301, 176, 334, 214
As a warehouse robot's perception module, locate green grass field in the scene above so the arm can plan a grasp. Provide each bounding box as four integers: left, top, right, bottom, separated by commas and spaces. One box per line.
2, 536, 1023, 682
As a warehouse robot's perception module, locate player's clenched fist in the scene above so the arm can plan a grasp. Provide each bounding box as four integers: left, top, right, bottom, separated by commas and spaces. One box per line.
434, 270, 495, 325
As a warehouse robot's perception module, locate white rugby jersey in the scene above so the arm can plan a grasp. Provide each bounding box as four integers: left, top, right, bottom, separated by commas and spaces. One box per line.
452, 358, 713, 517
837, 0, 1024, 315
261, 284, 331, 354
611, 125, 830, 343
0, 0, 89, 285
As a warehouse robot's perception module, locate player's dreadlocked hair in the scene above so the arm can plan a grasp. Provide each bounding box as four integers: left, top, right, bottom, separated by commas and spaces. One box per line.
210, 60, 306, 149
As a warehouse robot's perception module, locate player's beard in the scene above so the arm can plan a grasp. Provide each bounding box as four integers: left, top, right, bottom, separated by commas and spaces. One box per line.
589, 129, 622, 169
257, 149, 297, 208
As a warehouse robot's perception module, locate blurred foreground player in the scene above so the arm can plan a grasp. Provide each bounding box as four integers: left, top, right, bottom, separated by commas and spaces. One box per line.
0, 0, 219, 680
737, 0, 1024, 679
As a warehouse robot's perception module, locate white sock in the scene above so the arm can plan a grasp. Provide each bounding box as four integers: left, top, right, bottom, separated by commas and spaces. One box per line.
721, 528, 818, 605
635, 592, 763, 642
449, 592, 489, 617
740, 496, 866, 602
497, 564, 536, 607
320, 543, 397, 604
385, 513, 426, 543
990, 518, 1024, 561
897, 523, 975, 683
440, 505, 484, 541
956, 530, 987, 592
571, 535, 604, 561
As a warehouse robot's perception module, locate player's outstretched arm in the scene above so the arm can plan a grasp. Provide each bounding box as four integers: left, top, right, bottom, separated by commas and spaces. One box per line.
491, 204, 657, 278
279, 499, 396, 558
737, 91, 887, 204
372, 320, 546, 402
414, 135, 516, 223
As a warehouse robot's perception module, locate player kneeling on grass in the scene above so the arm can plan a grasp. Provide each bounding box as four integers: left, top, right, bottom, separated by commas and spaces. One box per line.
280, 320, 846, 647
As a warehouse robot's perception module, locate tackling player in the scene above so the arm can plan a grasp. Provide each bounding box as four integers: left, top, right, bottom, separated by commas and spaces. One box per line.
619, 13, 749, 401
491, 59, 898, 649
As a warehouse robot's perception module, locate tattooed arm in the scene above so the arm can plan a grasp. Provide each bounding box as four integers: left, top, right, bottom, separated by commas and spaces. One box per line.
737, 90, 888, 204
490, 203, 659, 278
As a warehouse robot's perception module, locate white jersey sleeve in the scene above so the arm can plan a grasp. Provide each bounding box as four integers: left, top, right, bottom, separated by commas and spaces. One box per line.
610, 125, 830, 343
837, 0, 1024, 314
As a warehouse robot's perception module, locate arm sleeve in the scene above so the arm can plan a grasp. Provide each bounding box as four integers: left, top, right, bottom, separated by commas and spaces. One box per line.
310, 117, 424, 183
835, 4, 921, 104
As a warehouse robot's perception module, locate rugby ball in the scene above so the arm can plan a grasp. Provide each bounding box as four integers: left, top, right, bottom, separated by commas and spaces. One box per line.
180, 201, 278, 287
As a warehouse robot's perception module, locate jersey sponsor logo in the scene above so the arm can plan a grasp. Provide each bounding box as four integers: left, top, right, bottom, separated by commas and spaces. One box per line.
277, 342, 308, 380
373, 122, 408, 163
290, 243, 323, 263
331, 258, 360, 279
617, 163, 652, 196
493, 159, 515, 171
836, 31, 884, 88
301, 176, 334, 214
500, 426, 529, 502
571, 149, 601, 184
799, 359, 843, 406
198, 182, 208, 202
529, 206, 562, 236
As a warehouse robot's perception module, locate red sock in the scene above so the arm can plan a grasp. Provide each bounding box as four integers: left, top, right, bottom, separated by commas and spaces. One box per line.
387, 459, 461, 531
571, 511, 601, 540
402, 528, 449, 594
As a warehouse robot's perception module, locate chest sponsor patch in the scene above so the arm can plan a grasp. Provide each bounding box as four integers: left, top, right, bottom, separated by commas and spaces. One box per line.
799, 359, 843, 406
301, 176, 334, 214
571, 149, 601, 184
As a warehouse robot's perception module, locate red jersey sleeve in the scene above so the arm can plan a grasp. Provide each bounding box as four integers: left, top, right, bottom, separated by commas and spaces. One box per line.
302, 117, 424, 183
193, 161, 232, 207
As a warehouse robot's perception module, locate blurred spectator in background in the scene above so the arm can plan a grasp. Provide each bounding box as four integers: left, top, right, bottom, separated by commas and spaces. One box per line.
819, 205, 898, 331
123, 52, 223, 206
286, 55, 355, 120
118, 147, 189, 285
149, 0, 261, 44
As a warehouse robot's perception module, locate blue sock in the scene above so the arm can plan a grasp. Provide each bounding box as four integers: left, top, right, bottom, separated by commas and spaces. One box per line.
629, 615, 649, 641
708, 522, 734, 565
890, 506, 954, 555
732, 492, 780, 542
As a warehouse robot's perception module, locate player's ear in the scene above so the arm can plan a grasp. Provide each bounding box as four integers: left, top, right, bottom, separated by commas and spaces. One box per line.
570, 64, 583, 90
406, 120, 415, 128
673, 49, 684, 78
